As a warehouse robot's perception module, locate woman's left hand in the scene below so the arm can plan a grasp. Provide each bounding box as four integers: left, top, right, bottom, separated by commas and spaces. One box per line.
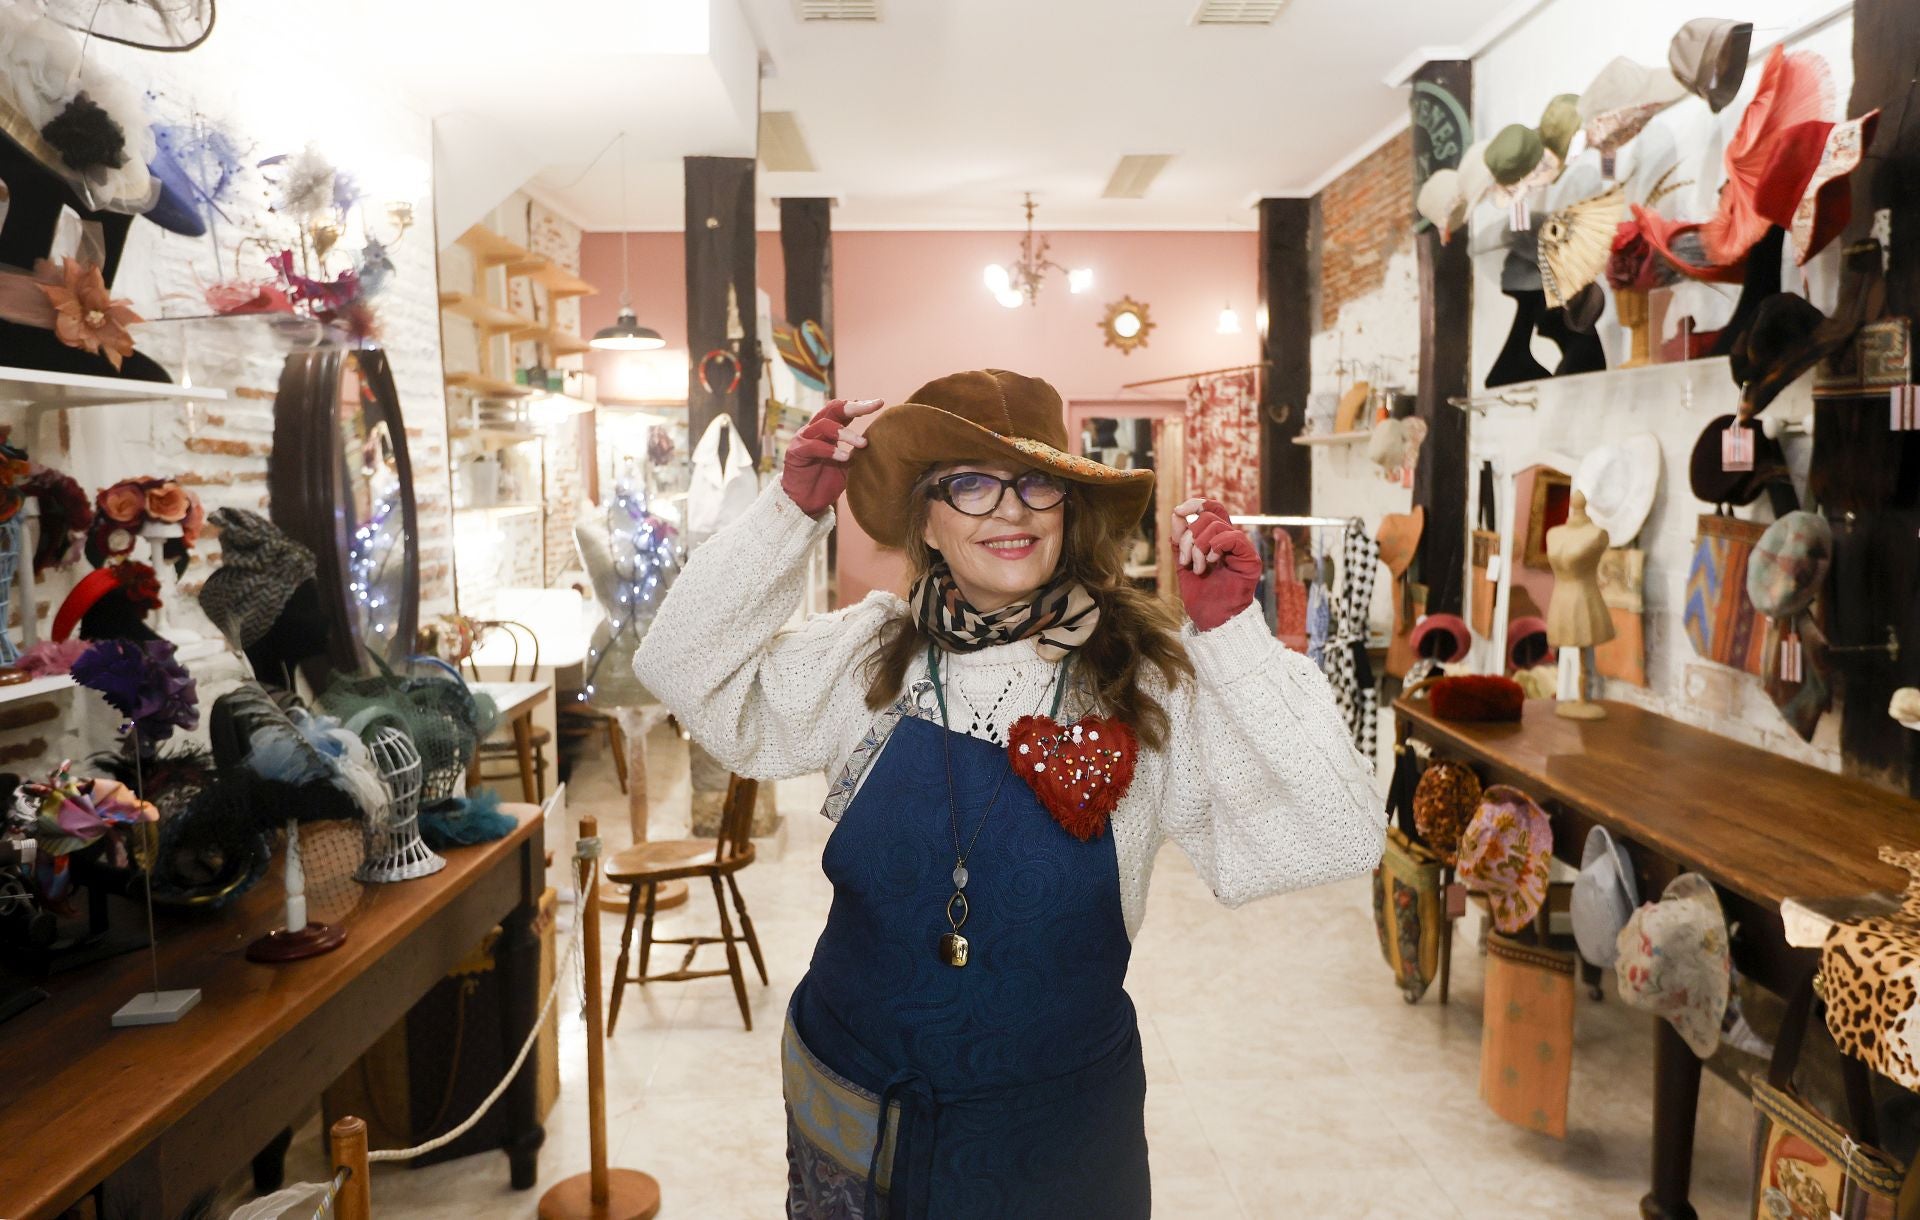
1172, 498, 1260, 632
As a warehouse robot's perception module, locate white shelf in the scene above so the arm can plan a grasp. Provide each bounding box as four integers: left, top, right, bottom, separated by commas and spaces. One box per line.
1477, 355, 1731, 400
1293, 431, 1372, 447
0, 674, 76, 705
0, 366, 228, 409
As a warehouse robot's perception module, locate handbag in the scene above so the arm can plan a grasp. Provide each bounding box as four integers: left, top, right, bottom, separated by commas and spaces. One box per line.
1471, 461, 1500, 638
1748, 976, 1916, 1220
1684, 513, 1769, 677
1373, 748, 1444, 1004
1593, 547, 1648, 686
1480, 933, 1576, 1139
1816, 317, 1912, 398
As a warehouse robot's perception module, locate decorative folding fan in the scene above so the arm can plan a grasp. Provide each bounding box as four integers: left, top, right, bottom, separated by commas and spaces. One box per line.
1539, 188, 1627, 309
1700, 46, 1836, 264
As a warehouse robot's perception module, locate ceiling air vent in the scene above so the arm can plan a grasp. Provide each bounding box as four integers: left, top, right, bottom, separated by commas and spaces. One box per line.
760, 112, 817, 173
1192, 0, 1287, 25
797, 0, 880, 20
1102, 155, 1174, 200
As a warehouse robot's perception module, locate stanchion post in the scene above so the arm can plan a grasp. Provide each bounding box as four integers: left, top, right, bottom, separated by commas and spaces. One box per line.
539, 814, 662, 1220
331, 1116, 371, 1220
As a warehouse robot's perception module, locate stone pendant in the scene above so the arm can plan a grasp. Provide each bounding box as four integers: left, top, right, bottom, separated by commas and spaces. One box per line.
939, 931, 970, 967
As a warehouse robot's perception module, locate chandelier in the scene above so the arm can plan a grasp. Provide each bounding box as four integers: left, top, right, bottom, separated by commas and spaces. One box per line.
982, 193, 1092, 309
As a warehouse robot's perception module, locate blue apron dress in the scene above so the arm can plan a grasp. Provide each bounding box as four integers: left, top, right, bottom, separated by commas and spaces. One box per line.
782, 685, 1149, 1219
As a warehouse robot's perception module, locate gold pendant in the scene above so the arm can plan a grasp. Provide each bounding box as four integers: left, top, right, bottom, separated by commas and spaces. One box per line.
940, 931, 970, 967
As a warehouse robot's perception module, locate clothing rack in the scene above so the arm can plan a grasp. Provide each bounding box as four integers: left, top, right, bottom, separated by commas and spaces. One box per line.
1230, 514, 1352, 529
1120, 361, 1269, 391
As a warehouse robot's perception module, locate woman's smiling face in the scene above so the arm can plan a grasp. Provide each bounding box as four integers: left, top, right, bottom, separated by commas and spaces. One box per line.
921, 463, 1066, 611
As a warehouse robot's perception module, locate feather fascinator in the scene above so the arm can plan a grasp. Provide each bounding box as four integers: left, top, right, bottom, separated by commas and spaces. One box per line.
1539, 187, 1626, 309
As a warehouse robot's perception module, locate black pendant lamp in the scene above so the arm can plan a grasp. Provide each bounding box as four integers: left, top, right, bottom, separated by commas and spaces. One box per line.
591, 131, 665, 353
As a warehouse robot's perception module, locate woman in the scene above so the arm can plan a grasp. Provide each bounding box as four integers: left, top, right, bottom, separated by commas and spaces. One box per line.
634, 369, 1382, 1219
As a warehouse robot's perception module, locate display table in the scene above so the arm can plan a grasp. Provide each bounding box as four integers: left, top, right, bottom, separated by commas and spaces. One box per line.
472, 679, 553, 802
0, 803, 548, 1220
1393, 696, 1920, 1220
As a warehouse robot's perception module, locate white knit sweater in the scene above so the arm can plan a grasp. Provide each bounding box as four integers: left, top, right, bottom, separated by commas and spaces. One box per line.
633, 482, 1384, 939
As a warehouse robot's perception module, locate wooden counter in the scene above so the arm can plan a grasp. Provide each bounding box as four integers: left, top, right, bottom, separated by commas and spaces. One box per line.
0, 804, 547, 1219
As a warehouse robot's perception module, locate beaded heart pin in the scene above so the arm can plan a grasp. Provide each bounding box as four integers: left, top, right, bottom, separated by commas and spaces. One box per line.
1007, 714, 1138, 841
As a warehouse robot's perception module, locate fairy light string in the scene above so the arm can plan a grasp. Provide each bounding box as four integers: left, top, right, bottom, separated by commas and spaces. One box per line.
578, 478, 680, 703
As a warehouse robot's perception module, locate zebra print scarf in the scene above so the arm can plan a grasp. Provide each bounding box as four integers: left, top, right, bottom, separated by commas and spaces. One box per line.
909, 556, 1099, 661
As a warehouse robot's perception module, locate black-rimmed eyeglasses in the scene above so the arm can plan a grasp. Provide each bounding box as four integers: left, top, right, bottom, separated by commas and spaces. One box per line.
931, 470, 1068, 516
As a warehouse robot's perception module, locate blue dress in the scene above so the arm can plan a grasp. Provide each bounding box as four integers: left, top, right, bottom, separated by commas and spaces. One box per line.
782, 705, 1149, 1219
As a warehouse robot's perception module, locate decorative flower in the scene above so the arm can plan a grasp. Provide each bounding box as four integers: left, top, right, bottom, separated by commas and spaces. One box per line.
204, 280, 294, 316
71, 638, 200, 745
104, 527, 136, 556
180, 491, 206, 547
22, 467, 93, 573
0, 7, 83, 119
145, 481, 189, 523
36, 260, 141, 371
112, 561, 163, 613
20, 761, 159, 882
99, 479, 147, 525
41, 91, 128, 172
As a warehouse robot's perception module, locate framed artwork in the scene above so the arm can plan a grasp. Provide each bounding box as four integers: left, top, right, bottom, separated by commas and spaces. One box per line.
1524, 468, 1572, 570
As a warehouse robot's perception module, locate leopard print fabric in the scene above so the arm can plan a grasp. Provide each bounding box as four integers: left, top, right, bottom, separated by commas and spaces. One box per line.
1819, 846, 1920, 1091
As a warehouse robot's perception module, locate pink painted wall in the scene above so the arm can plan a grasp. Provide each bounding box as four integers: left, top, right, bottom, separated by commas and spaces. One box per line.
582, 229, 1260, 604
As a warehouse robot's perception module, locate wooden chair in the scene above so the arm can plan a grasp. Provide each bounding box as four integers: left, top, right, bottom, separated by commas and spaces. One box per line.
606, 774, 767, 1032
467, 619, 551, 801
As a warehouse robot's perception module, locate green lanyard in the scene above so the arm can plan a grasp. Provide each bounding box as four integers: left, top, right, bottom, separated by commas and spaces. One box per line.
925, 643, 1071, 729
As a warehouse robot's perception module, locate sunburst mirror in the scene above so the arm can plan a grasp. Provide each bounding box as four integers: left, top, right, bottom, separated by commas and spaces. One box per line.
1099, 296, 1154, 355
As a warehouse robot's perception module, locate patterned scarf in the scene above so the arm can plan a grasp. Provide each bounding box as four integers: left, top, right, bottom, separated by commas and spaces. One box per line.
909, 556, 1099, 661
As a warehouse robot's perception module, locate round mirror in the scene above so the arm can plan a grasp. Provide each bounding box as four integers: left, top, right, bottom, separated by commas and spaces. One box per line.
1100, 295, 1155, 354
269, 349, 420, 675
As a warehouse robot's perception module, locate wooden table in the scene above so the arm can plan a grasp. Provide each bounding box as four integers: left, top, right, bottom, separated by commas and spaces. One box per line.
1394, 696, 1920, 1220
0, 804, 548, 1219
472, 680, 552, 804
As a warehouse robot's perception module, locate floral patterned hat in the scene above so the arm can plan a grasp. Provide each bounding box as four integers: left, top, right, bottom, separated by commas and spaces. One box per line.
1615, 872, 1731, 1059
1412, 759, 1481, 865
1458, 785, 1553, 934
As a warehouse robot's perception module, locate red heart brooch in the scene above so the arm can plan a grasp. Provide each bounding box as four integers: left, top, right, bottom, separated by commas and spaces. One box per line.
1007, 714, 1139, 842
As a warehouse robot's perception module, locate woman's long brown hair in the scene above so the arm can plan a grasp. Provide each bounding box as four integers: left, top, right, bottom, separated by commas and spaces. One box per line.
861, 476, 1195, 750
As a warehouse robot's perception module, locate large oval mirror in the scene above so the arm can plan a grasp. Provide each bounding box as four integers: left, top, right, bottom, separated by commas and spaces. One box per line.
268, 349, 420, 675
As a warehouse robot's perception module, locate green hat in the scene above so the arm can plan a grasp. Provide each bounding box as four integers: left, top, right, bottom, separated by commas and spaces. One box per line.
1538, 94, 1582, 164
1486, 124, 1545, 187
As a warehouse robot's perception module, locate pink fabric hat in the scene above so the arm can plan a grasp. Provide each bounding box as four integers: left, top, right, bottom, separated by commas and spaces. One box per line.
1458, 785, 1553, 934
1615, 873, 1731, 1059
1410, 613, 1471, 664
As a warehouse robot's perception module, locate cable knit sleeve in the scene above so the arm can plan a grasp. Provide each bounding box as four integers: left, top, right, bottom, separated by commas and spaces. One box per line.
633, 482, 902, 782
1148, 602, 1385, 908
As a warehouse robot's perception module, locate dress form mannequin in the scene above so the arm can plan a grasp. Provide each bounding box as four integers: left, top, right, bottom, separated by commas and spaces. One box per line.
1546, 491, 1615, 720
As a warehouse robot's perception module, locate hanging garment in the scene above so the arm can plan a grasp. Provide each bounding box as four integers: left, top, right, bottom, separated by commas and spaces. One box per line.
784, 711, 1149, 1219
1306, 579, 1332, 670
1272, 529, 1309, 651
1327, 521, 1380, 767
688, 415, 759, 539
1183, 370, 1260, 511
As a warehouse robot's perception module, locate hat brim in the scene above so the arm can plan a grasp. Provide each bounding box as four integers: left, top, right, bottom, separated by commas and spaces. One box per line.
846, 402, 1157, 549
1574, 434, 1662, 546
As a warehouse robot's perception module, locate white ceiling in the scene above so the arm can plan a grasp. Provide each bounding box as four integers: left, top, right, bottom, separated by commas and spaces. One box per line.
409, 0, 1533, 234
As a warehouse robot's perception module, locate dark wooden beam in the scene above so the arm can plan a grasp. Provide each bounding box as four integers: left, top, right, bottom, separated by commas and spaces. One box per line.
1410, 59, 1474, 616
1257, 198, 1311, 515
779, 197, 835, 398
684, 156, 761, 464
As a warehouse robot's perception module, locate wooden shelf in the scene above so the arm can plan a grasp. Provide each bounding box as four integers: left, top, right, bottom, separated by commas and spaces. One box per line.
0, 675, 76, 705
525, 263, 596, 299
445, 371, 532, 400
0, 366, 228, 409
439, 292, 531, 335
1293, 430, 1372, 447
517, 326, 591, 357
449, 425, 542, 449
456, 226, 539, 270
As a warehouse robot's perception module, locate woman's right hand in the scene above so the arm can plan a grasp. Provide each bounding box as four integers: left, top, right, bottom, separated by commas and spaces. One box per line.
783, 398, 884, 517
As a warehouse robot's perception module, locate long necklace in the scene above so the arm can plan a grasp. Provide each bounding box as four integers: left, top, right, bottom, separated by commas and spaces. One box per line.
926, 644, 1068, 967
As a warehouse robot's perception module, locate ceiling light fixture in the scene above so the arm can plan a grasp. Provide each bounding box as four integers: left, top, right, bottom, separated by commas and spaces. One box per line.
591, 131, 666, 353
982, 192, 1091, 309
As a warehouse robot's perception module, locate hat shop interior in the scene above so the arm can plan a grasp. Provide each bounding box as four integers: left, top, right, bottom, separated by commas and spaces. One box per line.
3, 0, 1920, 1217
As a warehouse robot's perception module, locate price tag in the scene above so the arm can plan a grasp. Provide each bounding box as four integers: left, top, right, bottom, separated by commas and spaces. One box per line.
1781, 631, 1803, 683
1891, 384, 1919, 432
1445, 882, 1467, 920
1721, 423, 1755, 472
1509, 197, 1531, 231
1485, 554, 1504, 581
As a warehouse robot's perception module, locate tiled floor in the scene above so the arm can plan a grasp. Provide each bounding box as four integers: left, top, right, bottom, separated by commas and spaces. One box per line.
262, 723, 1757, 1218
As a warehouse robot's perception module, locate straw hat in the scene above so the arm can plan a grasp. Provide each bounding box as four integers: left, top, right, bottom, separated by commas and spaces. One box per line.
846, 369, 1154, 549
1573, 433, 1662, 546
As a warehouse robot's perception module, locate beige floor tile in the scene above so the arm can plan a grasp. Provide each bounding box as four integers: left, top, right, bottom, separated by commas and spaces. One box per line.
1229, 1166, 1464, 1220
1151, 1173, 1250, 1218
1145, 1081, 1228, 1180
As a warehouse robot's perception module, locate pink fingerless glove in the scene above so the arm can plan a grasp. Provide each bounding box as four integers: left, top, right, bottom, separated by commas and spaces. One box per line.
782, 399, 858, 517
1177, 500, 1261, 632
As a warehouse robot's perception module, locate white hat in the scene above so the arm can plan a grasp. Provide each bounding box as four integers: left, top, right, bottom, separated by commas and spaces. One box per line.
1570, 826, 1638, 968
1578, 57, 1687, 150
1455, 137, 1494, 214
1573, 433, 1662, 546
1417, 168, 1467, 239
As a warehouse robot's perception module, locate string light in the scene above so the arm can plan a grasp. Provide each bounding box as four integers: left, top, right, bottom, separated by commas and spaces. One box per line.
577, 478, 680, 703
349, 483, 402, 641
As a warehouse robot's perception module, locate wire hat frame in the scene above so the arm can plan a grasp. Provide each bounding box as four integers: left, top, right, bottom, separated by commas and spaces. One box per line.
345, 708, 443, 883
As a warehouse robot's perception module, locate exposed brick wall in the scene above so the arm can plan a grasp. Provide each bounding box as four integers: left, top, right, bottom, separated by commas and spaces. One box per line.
1318, 129, 1416, 330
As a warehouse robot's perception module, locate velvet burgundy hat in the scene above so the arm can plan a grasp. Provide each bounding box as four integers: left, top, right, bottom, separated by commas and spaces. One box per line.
1689, 415, 1790, 506
847, 369, 1155, 549
1754, 111, 1880, 266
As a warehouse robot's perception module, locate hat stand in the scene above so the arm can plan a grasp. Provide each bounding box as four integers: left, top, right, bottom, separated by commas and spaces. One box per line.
138, 521, 223, 664
1556, 647, 1607, 721
540, 814, 661, 1220
245, 818, 348, 962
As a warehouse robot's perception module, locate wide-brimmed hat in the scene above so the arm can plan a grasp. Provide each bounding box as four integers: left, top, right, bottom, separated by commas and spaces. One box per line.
1616, 872, 1731, 1059
1754, 111, 1880, 266
1669, 18, 1754, 113
1570, 826, 1639, 968
1411, 613, 1471, 664
1738, 293, 1860, 417
1699, 46, 1838, 267
1335, 380, 1372, 433
1459, 785, 1554, 935
1573, 433, 1662, 546
1689, 415, 1790, 505
1377, 507, 1425, 579
847, 369, 1155, 549
1413, 759, 1481, 865
1579, 57, 1687, 153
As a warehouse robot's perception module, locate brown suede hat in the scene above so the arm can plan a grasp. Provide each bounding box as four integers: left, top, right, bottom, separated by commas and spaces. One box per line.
846, 369, 1156, 548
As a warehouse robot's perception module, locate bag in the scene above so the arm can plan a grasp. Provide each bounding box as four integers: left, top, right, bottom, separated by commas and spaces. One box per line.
1816, 317, 1912, 398
1749, 977, 1915, 1220
1272, 529, 1309, 651
1684, 514, 1768, 677
1471, 461, 1500, 638
1480, 933, 1576, 1139
1373, 748, 1443, 1004
1593, 547, 1647, 686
